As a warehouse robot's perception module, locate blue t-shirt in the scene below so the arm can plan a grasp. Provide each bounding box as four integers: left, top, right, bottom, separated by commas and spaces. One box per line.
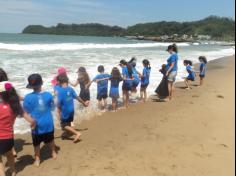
132, 67, 140, 85
93, 73, 110, 95
186, 65, 195, 79
54, 85, 62, 94
122, 67, 128, 76
200, 63, 206, 76
141, 67, 151, 85
23, 91, 54, 135
167, 53, 178, 72
57, 86, 77, 120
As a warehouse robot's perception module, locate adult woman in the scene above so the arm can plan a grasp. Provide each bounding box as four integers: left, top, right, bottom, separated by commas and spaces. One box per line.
165, 44, 178, 100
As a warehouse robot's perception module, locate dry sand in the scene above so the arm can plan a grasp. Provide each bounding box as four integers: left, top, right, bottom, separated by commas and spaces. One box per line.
11, 55, 235, 176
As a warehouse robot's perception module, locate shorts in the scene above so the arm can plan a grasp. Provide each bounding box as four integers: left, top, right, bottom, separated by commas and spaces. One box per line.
187, 77, 195, 81
0, 138, 14, 155
122, 82, 132, 91
32, 132, 54, 147
199, 75, 205, 78
141, 84, 149, 91
79, 91, 90, 101
167, 71, 177, 82
132, 80, 140, 88
97, 93, 108, 101
61, 112, 74, 129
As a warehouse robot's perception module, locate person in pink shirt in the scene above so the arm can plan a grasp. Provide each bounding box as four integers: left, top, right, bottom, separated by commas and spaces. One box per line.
0, 82, 35, 176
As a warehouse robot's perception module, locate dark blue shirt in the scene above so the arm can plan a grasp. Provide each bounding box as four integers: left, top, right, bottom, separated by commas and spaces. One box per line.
200, 63, 206, 76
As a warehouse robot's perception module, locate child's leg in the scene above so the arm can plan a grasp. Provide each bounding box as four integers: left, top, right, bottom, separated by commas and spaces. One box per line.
64, 126, 81, 143
34, 145, 41, 167
98, 100, 103, 110
200, 77, 204, 86
140, 89, 144, 100
0, 155, 5, 176
48, 140, 57, 159
5, 150, 16, 176
125, 91, 129, 108
167, 81, 173, 100
111, 98, 117, 111
185, 79, 190, 89
103, 98, 107, 109
122, 90, 126, 107
144, 88, 147, 102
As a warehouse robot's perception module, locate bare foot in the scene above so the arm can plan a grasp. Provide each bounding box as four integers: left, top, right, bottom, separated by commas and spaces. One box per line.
73, 133, 81, 143
11, 171, 16, 176
34, 159, 40, 167
52, 151, 57, 159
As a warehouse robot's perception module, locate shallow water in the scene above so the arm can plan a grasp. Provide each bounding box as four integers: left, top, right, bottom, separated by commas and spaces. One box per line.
0, 33, 234, 134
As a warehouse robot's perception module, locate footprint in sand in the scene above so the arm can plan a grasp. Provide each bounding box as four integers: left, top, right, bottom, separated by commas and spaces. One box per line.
218, 143, 229, 148
192, 95, 199, 98
217, 95, 224, 99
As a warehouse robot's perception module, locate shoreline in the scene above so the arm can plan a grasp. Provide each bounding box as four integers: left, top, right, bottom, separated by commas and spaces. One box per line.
13, 55, 235, 176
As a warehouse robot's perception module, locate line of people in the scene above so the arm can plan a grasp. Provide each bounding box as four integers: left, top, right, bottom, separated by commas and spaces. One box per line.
0, 44, 207, 176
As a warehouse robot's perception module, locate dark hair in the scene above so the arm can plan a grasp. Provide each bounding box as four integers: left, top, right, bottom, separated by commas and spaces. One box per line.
98, 65, 105, 73
78, 67, 90, 84
160, 64, 167, 75
184, 60, 193, 66
110, 67, 122, 80
0, 68, 8, 82
0, 87, 23, 116
126, 64, 133, 78
167, 44, 178, 53
199, 56, 208, 64
143, 59, 151, 69
119, 60, 127, 66
128, 57, 137, 67
57, 74, 69, 84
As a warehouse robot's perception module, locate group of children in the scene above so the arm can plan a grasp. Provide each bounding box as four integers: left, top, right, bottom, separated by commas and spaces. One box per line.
0, 55, 207, 176
183, 56, 208, 89
0, 58, 151, 175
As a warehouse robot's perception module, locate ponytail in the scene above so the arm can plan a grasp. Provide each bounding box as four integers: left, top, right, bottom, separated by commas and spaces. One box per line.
0, 87, 23, 116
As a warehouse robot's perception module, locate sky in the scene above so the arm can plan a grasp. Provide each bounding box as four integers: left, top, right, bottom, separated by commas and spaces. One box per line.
0, 0, 235, 33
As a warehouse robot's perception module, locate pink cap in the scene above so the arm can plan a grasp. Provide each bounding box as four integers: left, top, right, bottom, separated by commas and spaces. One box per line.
58, 67, 67, 75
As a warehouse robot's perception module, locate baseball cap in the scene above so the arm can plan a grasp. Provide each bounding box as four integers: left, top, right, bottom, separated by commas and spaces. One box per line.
26, 74, 43, 89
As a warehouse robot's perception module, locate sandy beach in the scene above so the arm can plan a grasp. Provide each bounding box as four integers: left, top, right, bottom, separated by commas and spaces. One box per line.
9, 55, 235, 176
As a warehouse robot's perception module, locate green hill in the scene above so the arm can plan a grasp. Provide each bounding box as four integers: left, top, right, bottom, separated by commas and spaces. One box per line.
22, 16, 235, 41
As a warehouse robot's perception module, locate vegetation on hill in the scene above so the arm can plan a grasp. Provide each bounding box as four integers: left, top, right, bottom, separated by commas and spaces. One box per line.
22, 16, 235, 41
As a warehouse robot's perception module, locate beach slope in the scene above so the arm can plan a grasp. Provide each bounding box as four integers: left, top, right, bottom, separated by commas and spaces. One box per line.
14, 56, 235, 176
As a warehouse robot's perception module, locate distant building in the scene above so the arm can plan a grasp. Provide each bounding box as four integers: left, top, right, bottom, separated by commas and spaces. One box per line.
182, 34, 189, 40
161, 35, 170, 40
197, 35, 211, 40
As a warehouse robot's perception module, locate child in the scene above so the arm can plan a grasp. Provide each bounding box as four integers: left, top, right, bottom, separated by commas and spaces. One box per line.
119, 60, 128, 105
199, 56, 208, 86
140, 59, 151, 102
122, 63, 134, 108
23, 74, 57, 167
155, 64, 169, 99
109, 67, 123, 111
51, 67, 67, 95
183, 60, 195, 89
0, 82, 22, 176
87, 65, 110, 110
70, 67, 90, 106
128, 57, 140, 93
57, 74, 88, 143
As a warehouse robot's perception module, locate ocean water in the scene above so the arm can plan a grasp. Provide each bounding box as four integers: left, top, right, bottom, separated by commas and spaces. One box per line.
0, 33, 235, 134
